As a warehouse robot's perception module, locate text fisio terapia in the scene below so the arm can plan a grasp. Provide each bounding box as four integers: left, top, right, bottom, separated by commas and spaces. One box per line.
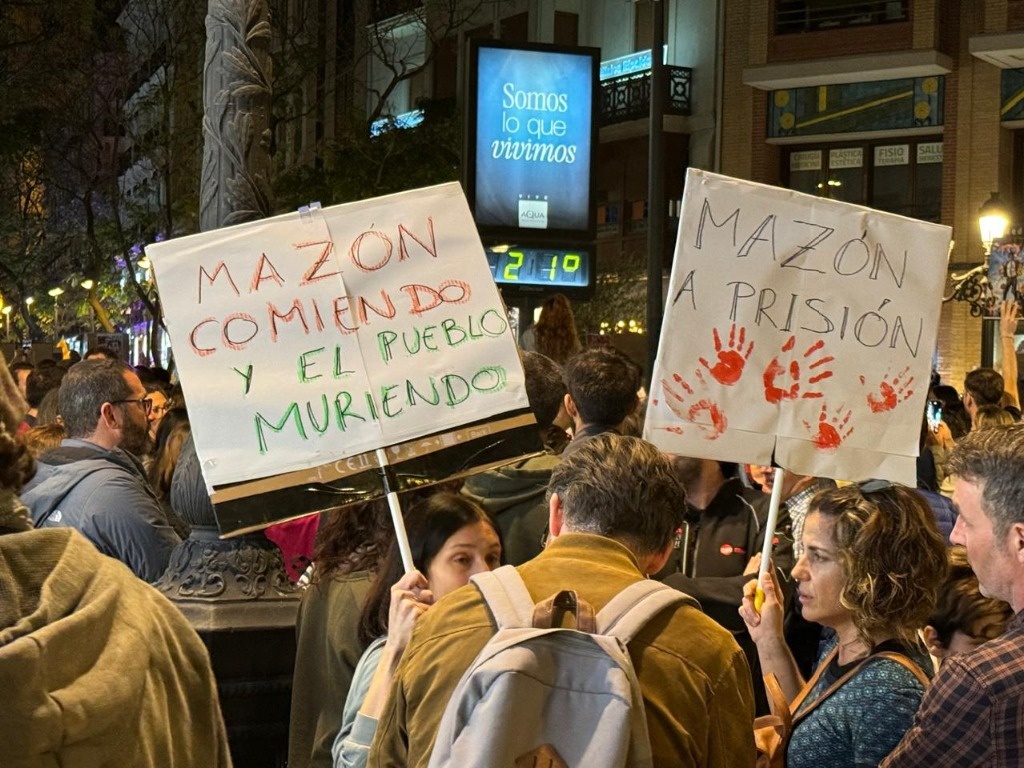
492, 83, 577, 163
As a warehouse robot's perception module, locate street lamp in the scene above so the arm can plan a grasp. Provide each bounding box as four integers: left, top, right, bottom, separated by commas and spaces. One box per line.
979, 192, 1012, 255
48, 287, 64, 336
944, 192, 1014, 316
2, 306, 11, 342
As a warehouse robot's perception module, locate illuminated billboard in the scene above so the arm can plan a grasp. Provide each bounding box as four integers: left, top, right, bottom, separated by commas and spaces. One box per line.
466, 40, 599, 243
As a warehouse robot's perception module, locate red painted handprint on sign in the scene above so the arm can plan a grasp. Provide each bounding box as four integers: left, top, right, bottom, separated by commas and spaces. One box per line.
804, 404, 854, 452
699, 324, 754, 386
762, 336, 835, 404
860, 368, 915, 413
660, 369, 729, 439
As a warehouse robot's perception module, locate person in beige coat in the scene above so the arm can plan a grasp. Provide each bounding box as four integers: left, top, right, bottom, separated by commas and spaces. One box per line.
0, 350, 232, 768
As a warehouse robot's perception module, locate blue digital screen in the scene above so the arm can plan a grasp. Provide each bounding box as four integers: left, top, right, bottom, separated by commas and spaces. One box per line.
473, 45, 595, 235
486, 247, 591, 290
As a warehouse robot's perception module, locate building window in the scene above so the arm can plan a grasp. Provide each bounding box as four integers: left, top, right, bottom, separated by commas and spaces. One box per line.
366, 10, 427, 119
775, 1, 909, 34
769, 76, 943, 140
784, 137, 942, 222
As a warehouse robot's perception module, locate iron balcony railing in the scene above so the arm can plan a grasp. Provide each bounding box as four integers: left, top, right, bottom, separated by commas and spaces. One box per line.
599, 66, 692, 126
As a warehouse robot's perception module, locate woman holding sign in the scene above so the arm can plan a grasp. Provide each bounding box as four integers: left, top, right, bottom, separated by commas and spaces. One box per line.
331, 492, 502, 768
740, 483, 947, 768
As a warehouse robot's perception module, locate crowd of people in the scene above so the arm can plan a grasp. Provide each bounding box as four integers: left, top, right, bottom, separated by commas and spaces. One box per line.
1, 290, 1024, 767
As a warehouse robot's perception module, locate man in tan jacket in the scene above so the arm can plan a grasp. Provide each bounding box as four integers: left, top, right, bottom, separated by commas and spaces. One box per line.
368, 434, 756, 768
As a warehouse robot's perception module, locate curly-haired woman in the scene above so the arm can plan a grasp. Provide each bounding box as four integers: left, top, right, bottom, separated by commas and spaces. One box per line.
740, 483, 949, 768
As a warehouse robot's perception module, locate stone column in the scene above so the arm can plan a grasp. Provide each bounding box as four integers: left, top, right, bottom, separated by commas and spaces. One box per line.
158, 437, 300, 767
200, 0, 274, 230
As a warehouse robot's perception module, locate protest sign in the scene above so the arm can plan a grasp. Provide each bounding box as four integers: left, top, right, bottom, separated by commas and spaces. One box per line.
148, 183, 538, 535
644, 169, 951, 484
988, 241, 1024, 317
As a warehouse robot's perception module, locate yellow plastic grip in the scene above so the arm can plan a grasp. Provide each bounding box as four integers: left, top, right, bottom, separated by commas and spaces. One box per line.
754, 587, 765, 613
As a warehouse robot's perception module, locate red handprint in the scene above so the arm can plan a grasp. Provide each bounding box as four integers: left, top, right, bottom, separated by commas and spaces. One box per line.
860, 368, 915, 413
762, 336, 835, 404
804, 404, 854, 452
699, 324, 754, 386
660, 369, 729, 440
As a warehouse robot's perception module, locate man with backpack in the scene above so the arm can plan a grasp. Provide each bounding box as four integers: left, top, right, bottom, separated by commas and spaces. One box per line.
368, 434, 755, 768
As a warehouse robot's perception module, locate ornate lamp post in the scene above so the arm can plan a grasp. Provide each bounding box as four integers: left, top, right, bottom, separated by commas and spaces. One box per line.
944, 192, 1012, 316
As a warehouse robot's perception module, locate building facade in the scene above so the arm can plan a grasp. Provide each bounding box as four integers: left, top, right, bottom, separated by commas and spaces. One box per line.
723, 0, 1024, 388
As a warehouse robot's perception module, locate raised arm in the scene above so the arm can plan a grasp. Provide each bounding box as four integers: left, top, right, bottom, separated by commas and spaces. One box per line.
1000, 299, 1020, 409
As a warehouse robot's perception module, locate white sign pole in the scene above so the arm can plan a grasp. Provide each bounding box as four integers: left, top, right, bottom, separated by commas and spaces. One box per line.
755, 467, 786, 612
376, 447, 414, 573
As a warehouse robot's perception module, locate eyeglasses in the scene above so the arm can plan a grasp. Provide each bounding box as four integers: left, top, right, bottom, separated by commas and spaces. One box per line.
111, 397, 153, 415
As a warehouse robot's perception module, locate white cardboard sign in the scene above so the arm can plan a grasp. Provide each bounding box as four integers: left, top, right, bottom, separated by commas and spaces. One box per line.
644, 169, 951, 484
148, 183, 530, 488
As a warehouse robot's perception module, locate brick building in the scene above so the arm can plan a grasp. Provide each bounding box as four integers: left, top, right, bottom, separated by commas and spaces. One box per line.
723, 0, 1024, 388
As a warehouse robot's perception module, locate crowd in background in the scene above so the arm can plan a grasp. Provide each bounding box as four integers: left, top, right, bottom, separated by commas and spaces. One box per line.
1, 290, 1023, 767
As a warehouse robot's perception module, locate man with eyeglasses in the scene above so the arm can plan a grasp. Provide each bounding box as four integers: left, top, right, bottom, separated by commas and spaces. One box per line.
20, 359, 181, 581
882, 424, 1024, 768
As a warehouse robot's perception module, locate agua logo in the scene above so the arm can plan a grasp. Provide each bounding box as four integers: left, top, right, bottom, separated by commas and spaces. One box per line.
518, 199, 548, 229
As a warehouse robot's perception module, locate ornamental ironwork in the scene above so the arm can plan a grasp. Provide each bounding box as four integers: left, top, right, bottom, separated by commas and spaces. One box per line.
599, 66, 692, 126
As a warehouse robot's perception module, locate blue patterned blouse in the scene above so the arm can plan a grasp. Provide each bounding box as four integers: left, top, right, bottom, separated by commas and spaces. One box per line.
788, 634, 932, 768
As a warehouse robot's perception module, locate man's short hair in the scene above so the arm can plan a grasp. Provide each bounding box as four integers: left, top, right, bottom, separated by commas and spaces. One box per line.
84, 345, 120, 361
964, 368, 1004, 407
547, 434, 682, 556
564, 347, 640, 426
26, 366, 66, 409
59, 359, 133, 438
521, 351, 566, 430
947, 424, 1024, 538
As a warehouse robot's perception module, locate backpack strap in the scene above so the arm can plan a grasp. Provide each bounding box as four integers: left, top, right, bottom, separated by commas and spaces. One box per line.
596, 580, 698, 644
470, 565, 536, 629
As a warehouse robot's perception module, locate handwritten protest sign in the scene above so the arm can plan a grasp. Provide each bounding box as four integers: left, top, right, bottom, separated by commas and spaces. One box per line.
644, 169, 951, 484
148, 183, 535, 530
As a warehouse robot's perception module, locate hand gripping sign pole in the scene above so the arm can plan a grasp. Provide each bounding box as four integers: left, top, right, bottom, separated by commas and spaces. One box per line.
754, 467, 785, 612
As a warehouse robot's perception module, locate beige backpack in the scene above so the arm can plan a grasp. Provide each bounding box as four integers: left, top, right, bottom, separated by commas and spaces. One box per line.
428, 565, 696, 768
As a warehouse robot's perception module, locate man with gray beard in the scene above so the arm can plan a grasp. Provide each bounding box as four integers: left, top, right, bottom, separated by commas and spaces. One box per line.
20, 359, 180, 581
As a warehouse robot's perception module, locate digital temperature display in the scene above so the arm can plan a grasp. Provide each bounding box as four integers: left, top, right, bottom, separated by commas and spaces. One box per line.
486, 247, 593, 297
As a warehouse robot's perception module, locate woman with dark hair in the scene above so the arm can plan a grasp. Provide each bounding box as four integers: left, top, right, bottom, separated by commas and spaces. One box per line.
146, 407, 192, 539
288, 497, 394, 768
741, 483, 949, 768
332, 491, 501, 768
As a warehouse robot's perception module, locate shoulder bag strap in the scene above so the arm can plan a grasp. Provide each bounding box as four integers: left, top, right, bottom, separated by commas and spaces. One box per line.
791, 647, 927, 726
872, 651, 932, 687
787, 646, 838, 717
